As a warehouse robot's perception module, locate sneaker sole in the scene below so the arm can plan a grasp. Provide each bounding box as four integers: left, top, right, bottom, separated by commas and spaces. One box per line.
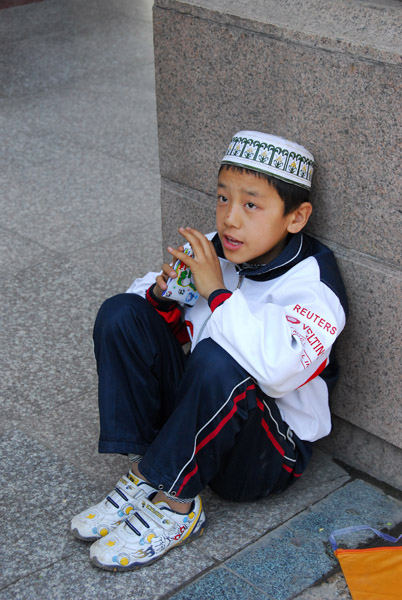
71, 527, 100, 542
90, 520, 206, 572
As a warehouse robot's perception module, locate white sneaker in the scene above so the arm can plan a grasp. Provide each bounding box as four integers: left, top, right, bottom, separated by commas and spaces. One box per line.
70, 471, 156, 541
90, 495, 206, 570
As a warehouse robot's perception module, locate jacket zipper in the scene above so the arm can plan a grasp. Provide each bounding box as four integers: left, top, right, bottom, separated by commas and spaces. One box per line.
194, 273, 245, 346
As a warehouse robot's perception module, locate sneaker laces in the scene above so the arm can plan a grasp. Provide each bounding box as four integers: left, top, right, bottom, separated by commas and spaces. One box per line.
105, 472, 150, 511
123, 498, 180, 537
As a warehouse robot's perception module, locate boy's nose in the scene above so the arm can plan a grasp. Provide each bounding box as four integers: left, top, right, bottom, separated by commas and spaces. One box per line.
224, 206, 241, 228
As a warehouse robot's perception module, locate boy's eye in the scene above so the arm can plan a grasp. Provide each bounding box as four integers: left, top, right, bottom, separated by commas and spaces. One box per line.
217, 195, 228, 203
245, 202, 258, 209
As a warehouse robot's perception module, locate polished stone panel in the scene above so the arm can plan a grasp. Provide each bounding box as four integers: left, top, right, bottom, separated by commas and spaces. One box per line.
153, 0, 402, 485
319, 415, 402, 491
2, 0, 402, 597
153, 2, 402, 267
330, 251, 402, 448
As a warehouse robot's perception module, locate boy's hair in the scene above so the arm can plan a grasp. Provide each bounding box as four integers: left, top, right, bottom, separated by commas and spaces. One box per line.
219, 164, 310, 216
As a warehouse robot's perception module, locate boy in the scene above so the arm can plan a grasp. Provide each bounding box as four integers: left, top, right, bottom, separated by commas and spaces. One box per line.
71, 130, 348, 571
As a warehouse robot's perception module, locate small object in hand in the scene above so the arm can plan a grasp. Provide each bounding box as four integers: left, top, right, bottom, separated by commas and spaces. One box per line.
163, 247, 199, 306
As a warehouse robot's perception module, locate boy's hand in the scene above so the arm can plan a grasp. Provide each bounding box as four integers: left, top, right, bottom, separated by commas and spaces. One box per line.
167, 227, 225, 300
153, 245, 184, 300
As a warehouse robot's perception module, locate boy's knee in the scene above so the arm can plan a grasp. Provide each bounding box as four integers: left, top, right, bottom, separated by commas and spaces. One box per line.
94, 294, 147, 341
190, 338, 244, 378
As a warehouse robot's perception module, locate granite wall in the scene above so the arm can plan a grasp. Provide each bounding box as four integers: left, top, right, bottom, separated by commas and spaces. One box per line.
152, 0, 402, 488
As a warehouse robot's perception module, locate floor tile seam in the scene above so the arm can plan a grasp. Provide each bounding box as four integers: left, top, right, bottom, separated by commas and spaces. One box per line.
215, 528, 337, 600
160, 560, 276, 600
219, 564, 277, 599
213, 477, 402, 596
0, 250, 95, 287
333, 458, 402, 504
5, 385, 98, 424
0, 255, 64, 283
0, 222, 64, 255
157, 557, 221, 600
192, 477, 354, 592
289, 564, 343, 599
204, 475, 352, 566
0, 424, 109, 488
190, 510, 330, 597
0, 221, 160, 283
37, 384, 98, 410
0, 551, 77, 594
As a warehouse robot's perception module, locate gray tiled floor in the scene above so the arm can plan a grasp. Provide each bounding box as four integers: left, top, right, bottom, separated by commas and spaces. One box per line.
1, 2, 401, 599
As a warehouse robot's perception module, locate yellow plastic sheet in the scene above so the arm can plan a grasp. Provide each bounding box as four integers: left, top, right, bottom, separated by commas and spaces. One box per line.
330, 526, 402, 600
335, 546, 402, 599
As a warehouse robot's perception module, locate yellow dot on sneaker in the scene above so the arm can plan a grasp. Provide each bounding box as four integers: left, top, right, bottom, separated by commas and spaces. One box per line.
99, 528, 109, 537
106, 540, 116, 547
120, 557, 129, 566
146, 533, 155, 543
125, 505, 133, 515
188, 512, 195, 519
85, 513, 96, 520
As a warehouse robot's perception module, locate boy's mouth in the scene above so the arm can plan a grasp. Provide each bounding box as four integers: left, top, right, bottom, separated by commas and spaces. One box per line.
223, 235, 243, 250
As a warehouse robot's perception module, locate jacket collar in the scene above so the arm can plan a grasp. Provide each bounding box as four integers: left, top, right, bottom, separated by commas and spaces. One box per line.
212, 232, 307, 281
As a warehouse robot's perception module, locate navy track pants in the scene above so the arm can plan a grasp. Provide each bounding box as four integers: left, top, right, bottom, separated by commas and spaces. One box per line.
94, 294, 312, 501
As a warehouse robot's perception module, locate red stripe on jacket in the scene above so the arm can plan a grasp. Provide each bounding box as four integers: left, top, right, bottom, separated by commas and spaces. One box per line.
209, 291, 233, 313
146, 286, 190, 345
297, 359, 328, 389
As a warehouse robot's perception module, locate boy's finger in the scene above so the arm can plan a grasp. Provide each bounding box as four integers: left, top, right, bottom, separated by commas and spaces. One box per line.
162, 263, 177, 278
178, 227, 210, 256
155, 275, 168, 290
167, 245, 195, 267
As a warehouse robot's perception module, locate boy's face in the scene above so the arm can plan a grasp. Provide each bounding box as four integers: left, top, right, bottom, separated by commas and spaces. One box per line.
216, 168, 299, 264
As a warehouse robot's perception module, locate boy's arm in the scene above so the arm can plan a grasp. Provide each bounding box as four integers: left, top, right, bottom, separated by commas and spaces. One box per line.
145, 283, 190, 345
204, 280, 346, 398
207, 289, 233, 312
126, 270, 190, 344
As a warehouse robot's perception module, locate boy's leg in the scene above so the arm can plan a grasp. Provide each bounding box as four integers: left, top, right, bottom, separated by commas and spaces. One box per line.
138, 338, 311, 502
71, 293, 187, 541
93, 293, 187, 456
89, 338, 311, 570
208, 399, 312, 501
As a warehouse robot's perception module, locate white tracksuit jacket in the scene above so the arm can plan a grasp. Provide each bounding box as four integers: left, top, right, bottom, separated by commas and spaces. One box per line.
126, 232, 348, 443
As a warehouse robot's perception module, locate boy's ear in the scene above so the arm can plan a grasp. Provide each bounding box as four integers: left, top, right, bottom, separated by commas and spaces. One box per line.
287, 202, 313, 234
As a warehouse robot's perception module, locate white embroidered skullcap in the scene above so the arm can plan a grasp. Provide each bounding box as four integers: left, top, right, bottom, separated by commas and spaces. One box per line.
221, 130, 315, 189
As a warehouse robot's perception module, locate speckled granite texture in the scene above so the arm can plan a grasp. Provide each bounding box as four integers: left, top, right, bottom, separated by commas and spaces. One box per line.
2, 1, 402, 598
153, 0, 402, 485
154, 2, 401, 267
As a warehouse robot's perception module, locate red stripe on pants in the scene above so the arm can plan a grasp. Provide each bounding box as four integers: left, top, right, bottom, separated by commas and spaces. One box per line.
176, 384, 255, 496
260, 418, 285, 456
